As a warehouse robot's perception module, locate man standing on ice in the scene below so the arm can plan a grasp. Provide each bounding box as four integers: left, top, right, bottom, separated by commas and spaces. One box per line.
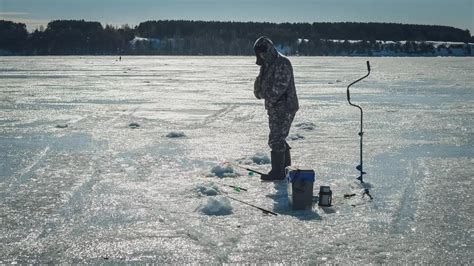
253, 36, 299, 181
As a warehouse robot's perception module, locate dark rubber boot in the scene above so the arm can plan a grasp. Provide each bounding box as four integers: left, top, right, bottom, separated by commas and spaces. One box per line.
260, 150, 286, 181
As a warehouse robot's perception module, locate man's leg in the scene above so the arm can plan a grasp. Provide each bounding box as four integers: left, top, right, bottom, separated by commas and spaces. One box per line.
268, 112, 295, 152
261, 110, 295, 181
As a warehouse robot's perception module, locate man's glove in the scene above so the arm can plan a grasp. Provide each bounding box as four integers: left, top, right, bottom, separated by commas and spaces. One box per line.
254, 76, 263, 99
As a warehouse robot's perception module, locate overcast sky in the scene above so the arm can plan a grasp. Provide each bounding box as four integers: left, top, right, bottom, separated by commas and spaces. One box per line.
0, 0, 473, 34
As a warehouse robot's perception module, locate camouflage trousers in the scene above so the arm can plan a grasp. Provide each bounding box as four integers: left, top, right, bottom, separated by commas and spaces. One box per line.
267, 109, 296, 152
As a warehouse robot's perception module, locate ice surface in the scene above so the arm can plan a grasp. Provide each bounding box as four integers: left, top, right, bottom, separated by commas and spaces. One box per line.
0, 56, 473, 264
198, 196, 233, 216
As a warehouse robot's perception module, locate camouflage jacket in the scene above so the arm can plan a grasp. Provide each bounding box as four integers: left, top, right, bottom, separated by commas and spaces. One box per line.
253, 37, 299, 113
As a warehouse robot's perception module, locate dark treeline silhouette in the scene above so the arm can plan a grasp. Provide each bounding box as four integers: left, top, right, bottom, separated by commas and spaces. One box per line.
0, 20, 28, 53
27, 20, 135, 55
0, 19, 472, 56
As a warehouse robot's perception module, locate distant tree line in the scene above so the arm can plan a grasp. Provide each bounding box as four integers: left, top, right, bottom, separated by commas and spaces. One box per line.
0, 19, 472, 56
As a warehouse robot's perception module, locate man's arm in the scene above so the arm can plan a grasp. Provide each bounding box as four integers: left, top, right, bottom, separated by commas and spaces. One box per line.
254, 69, 264, 99
265, 60, 292, 103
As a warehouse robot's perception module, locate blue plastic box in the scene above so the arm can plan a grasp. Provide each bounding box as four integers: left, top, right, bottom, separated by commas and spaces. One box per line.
286, 167, 315, 210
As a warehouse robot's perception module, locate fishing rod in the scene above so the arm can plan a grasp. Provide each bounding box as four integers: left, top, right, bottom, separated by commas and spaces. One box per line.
218, 183, 276, 215
346, 61, 371, 184
224, 161, 266, 176
226, 195, 278, 216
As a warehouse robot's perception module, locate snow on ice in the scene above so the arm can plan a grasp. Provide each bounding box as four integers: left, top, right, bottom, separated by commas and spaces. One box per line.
198, 196, 233, 216
249, 153, 270, 164
209, 165, 238, 178
196, 182, 221, 196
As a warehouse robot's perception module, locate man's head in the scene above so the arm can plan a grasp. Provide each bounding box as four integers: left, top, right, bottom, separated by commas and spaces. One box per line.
253, 36, 278, 66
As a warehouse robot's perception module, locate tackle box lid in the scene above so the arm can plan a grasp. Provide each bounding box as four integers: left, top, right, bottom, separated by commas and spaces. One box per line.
286, 167, 315, 182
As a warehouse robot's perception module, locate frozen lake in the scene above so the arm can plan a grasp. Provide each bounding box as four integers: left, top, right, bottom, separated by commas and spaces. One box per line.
0, 56, 472, 263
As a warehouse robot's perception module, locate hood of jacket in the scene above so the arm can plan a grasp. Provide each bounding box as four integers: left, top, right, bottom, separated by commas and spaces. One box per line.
253, 36, 279, 66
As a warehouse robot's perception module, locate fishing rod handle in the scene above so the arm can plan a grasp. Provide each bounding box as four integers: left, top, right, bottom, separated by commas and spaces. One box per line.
366, 61, 370, 72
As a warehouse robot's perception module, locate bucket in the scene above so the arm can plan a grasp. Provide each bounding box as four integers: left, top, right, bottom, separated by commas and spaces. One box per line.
286, 167, 315, 210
